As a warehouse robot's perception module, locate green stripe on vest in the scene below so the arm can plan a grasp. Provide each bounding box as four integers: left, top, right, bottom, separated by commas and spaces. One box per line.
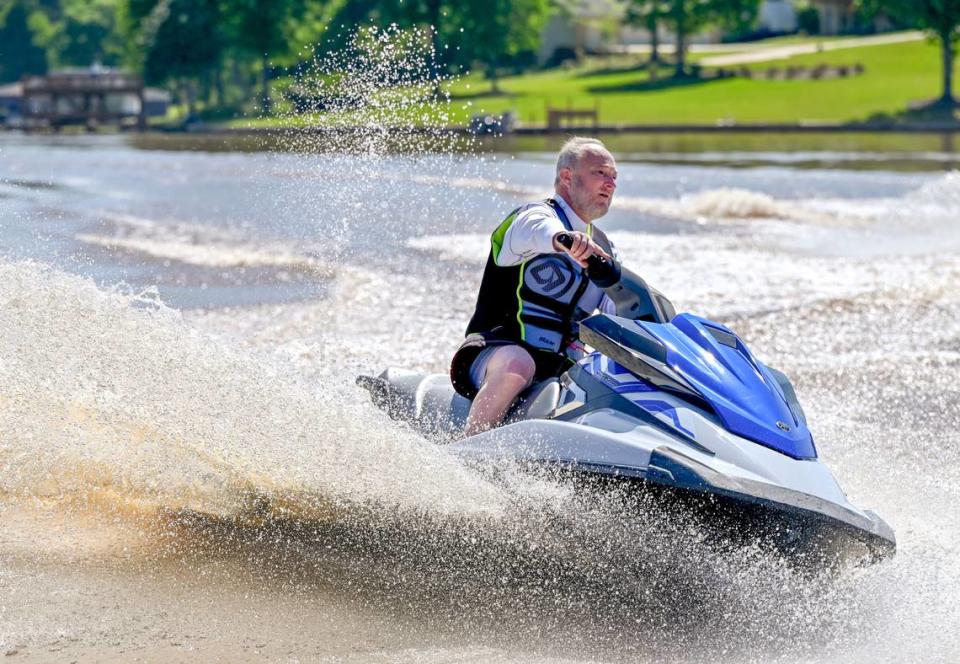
490, 211, 518, 263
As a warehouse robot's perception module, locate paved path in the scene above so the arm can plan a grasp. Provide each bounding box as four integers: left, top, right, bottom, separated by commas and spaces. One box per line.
698, 31, 924, 67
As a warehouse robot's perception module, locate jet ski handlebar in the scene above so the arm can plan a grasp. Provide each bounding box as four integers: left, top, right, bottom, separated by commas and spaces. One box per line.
555, 232, 622, 288
556, 232, 677, 324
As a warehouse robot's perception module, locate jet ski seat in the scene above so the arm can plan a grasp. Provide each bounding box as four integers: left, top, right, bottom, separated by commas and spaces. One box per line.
506, 379, 562, 422
357, 369, 562, 439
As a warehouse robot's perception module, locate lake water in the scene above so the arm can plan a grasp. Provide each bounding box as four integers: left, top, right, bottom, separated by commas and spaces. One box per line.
0, 132, 958, 663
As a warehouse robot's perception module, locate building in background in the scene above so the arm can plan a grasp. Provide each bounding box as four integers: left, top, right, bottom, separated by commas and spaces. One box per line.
759, 0, 798, 33
541, 0, 724, 63
1, 65, 171, 129
0, 82, 23, 122
538, 0, 624, 65
537, 0, 889, 64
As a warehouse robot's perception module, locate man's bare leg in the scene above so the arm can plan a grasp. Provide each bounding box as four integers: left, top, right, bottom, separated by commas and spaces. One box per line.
464, 345, 536, 436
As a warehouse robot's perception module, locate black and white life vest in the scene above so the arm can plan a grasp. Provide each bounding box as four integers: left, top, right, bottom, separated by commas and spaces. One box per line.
465, 198, 614, 353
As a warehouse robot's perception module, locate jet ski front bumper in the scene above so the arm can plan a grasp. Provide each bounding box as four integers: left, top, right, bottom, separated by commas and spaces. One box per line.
564, 445, 896, 563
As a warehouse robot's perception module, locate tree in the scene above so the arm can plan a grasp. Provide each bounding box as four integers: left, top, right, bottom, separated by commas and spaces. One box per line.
23, 0, 125, 70
128, 0, 224, 114
859, 0, 960, 106
327, 0, 551, 94
664, 0, 715, 77
382, 0, 445, 73
661, 0, 761, 77
627, 0, 668, 66
713, 0, 762, 38
0, 1, 47, 82
453, 0, 551, 93
233, 0, 303, 113
349, 0, 452, 96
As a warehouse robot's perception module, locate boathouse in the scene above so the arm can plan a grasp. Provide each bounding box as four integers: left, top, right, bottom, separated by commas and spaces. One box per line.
17, 66, 159, 130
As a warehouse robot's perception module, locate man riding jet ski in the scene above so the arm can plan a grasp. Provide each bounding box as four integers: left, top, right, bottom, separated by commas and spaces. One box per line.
359, 138, 895, 563
358, 235, 895, 563
451, 137, 622, 437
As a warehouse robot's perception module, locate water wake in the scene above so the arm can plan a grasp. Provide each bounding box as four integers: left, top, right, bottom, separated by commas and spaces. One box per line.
0, 258, 904, 662
76, 212, 333, 274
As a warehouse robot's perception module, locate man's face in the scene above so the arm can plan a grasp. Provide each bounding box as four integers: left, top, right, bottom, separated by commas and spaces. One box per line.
564, 149, 618, 221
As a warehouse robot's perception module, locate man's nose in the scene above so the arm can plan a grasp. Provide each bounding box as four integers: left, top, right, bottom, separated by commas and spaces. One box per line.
602, 177, 616, 190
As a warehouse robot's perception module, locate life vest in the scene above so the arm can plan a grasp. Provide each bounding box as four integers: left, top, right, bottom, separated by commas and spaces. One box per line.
465, 198, 613, 353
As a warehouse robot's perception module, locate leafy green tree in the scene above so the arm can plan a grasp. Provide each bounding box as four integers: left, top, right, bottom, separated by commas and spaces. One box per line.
662, 0, 760, 77
627, 0, 668, 66
381, 0, 445, 69
329, 0, 550, 91
287, 0, 344, 59
0, 1, 47, 82
339, 0, 450, 91
233, 0, 304, 113
714, 0, 762, 37
126, 0, 223, 114
25, 0, 124, 69
796, 5, 820, 35
664, 0, 715, 77
859, 0, 960, 105
453, 0, 551, 92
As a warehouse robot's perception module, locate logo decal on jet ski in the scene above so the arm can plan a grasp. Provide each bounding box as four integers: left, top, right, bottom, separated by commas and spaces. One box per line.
582, 354, 656, 392
776, 421, 791, 431
636, 399, 696, 438
579, 354, 695, 438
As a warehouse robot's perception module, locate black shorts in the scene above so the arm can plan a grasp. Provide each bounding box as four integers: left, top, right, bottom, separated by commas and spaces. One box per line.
449, 330, 568, 400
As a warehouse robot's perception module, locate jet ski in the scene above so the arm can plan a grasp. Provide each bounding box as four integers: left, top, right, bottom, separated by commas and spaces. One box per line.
358, 235, 896, 564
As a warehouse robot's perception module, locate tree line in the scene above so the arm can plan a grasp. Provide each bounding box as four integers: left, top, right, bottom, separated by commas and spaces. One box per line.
0, 0, 558, 114
1, 0, 957, 115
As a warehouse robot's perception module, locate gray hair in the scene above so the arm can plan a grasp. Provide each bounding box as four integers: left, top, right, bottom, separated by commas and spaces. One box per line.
555, 136, 608, 186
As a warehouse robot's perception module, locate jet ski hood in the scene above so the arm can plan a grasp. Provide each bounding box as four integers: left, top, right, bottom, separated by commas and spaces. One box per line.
580, 313, 817, 460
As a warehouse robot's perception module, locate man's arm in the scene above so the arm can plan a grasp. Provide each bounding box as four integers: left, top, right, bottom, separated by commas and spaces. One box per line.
494, 204, 565, 267
496, 204, 610, 268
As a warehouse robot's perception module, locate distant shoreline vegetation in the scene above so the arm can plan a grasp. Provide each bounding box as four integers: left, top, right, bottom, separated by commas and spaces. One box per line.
1, 1, 957, 129
210, 37, 954, 131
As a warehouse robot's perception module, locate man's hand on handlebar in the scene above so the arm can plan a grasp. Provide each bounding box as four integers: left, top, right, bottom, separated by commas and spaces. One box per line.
552, 231, 612, 268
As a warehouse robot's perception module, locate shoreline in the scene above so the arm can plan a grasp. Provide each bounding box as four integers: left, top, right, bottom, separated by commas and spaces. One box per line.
171, 121, 960, 136
6, 121, 960, 136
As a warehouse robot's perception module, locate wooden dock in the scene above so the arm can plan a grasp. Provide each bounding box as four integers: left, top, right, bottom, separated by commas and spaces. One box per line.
546, 102, 600, 131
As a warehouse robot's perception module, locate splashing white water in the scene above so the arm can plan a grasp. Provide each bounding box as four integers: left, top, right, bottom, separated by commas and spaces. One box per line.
407, 229, 959, 320
257, 24, 489, 256
800, 171, 960, 255
681, 187, 781, 219
76, 212, 332, 273
0, 260, 505, 519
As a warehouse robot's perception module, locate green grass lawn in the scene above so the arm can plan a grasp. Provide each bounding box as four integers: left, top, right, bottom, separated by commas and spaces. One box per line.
220, 32, 955, 129
439, 34, 953, 126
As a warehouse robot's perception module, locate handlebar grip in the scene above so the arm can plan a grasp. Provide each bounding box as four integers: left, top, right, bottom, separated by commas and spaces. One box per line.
555, 232, 574, 250
555, 232, 621, 288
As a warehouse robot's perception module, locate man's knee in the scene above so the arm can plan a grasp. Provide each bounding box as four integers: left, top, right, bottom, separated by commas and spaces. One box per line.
486, 345, 536, 388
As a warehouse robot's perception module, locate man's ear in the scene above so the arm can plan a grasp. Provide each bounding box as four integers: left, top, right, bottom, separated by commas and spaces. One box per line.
558, 166, 572, 186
